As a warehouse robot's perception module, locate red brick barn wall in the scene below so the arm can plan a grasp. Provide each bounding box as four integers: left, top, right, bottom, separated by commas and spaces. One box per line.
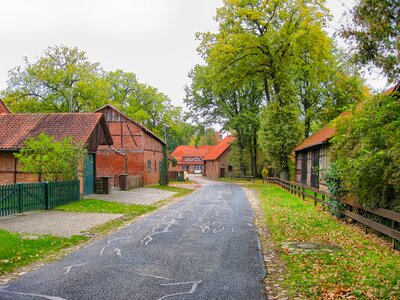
0, 152, 40, 184
96, 108, 164, 185
143, 132, 163, 184
204, 148, 233, 178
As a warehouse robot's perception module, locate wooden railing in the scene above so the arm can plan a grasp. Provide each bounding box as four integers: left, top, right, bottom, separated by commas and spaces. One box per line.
265, 177, 400, 250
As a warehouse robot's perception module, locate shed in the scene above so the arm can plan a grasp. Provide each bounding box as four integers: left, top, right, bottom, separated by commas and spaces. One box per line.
0, 111, 112, 195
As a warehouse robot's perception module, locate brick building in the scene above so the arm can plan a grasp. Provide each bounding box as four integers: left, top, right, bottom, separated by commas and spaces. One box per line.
95, 105, 165, 186
0, 104, 112, 195
171, 145, 214, 174
203, 136, 235, 178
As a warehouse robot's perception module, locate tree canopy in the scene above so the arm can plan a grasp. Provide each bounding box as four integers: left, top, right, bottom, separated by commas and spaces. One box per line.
341, 0, 400, 81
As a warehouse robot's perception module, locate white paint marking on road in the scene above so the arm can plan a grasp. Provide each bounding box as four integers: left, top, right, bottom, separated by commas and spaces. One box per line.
99, 236, 131, 256
199, 220, 211, 234
213, 223, 225, 234
63, 263, 86, 274
129, 226, 141, 234
158, 280, 202, 300
141, 218, 177, 246
0, 289, 66, 300
114, 248, 122, 257
134, 272, 171, 281
177, 213, 184, 219
231, 227, 235, 233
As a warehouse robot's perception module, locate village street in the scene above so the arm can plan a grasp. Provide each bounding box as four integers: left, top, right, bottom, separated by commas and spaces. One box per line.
0, 178, 266, 300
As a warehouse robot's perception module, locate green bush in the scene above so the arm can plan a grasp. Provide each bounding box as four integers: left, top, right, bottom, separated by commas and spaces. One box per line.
331, 93, 400, 211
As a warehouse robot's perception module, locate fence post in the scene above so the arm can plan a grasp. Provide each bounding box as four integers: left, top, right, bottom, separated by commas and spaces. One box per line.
45, 182, 50, 210
17, 183, 23, 213
302, 185, 305, 201
314, 191, 317, 206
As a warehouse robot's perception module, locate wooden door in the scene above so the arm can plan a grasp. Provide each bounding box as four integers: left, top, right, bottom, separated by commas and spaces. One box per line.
301, 151, 307, 185
84, 154, 95, 195
311, 149, 319, 188
219, 168, 225, 178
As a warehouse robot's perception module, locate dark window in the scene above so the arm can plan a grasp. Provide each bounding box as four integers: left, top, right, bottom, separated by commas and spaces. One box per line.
301, 152, 307, 185
228, 165, 233, 172
311, 149, 320, 188
147, 160, 151, 173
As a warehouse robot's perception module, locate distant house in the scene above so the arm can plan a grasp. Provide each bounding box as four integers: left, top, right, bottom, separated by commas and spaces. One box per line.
293, 81, 400, 190
0, 105, 113, 195
203, 136, 235, 178
171, 145, 214, 174
95, 104, 165, 186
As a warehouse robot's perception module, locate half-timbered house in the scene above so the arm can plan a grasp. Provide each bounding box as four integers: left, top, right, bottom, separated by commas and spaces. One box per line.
95, 105, 165, 186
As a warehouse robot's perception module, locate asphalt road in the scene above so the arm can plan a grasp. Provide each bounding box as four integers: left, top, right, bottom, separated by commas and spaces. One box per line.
0, 179, 266, 300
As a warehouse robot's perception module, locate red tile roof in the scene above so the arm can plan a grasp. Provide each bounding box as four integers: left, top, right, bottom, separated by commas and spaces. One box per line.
385, 81, 400, 94
293, 112, 351, 152
0, 100, 10, 114
171, 145, 214, 164
0, 113, 112, 150
203, 136, 235, 161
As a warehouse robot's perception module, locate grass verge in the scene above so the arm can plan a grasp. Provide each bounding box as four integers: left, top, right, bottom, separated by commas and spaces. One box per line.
0, 230, 86, 276
1, 199, 155, 276
250, 182, 400, 299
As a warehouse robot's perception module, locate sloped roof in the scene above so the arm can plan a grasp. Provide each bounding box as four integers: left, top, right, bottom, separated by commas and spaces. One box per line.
0, 113, 112, 150
293, 112, 350, 152
203, 136, 235, 161
95, 104, 165, 145
171, 145, 214, 164
294, 81, 400, 152
0, 100, 10, 114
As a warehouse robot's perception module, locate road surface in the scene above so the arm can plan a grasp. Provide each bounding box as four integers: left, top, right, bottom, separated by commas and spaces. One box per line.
0, 179, 266, 299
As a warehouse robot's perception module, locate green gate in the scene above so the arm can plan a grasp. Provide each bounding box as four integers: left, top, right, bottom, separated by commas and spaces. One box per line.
84, 154, 95, 195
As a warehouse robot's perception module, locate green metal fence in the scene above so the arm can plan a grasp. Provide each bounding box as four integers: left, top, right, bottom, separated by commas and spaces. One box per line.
0, 180, 80, 217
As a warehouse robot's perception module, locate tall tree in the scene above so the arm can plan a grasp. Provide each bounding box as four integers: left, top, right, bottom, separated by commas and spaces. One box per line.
341, 0, 400, 81
185, 64, 264, 175
1, 45, 109, 112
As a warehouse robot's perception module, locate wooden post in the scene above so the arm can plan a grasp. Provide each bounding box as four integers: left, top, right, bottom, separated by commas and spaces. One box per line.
314, 191, 317, 206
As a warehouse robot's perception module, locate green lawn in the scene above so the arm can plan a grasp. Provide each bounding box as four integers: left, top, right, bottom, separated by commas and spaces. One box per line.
56, 199, 154, 216
0, 230, 86, 276
250, 183, 400, 299
1, 199, 155, 276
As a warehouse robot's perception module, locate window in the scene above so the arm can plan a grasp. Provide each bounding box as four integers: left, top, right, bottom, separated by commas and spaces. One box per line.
154, 161, 157, 172
228, 165, 233, 172
194, 165, 202, 170
147, 160, 151, 173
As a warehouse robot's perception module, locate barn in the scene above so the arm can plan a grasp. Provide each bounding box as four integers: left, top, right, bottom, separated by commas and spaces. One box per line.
0, 101, 113, 195
95, 104, 165, 186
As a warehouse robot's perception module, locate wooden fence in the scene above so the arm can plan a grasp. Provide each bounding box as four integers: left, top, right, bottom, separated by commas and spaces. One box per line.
265, 177, 400, 250
0, 180, 80, 217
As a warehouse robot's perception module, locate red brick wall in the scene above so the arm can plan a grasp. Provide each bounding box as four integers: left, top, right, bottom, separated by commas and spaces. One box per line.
96, 130, 164, 185
0, 152, 40, 184
204, 148, 234, 178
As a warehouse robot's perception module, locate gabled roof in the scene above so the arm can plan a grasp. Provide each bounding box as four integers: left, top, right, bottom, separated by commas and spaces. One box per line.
0, 113, 112, 150
293, 112, 350, 152
0, 100, 10, 114
203, 136, 235, 161
171, 145, 214, 164
95, 104, 165, 145
385, 81, 400, 94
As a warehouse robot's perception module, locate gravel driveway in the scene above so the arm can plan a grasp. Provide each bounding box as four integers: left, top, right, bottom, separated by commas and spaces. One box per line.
0, 211, 123, 237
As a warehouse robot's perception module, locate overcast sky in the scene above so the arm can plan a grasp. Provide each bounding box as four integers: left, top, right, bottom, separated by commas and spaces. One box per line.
0, 0, 387, 109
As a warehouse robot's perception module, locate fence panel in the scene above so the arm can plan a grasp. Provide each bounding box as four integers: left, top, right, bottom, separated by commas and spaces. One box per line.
21, 182, 46, 212
0, 184, 19, 217
0, 180, 80, 217
48, 180, 80, 209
